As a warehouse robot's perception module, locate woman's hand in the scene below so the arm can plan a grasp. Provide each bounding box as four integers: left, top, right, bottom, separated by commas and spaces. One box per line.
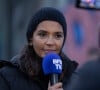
48, 82, 63, 90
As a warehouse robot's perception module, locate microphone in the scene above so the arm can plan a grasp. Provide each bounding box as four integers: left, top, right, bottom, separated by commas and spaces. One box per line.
42, 52, 62, 86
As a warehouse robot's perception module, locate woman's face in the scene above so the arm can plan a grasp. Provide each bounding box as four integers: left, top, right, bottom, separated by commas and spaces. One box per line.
30, 21, 64, 58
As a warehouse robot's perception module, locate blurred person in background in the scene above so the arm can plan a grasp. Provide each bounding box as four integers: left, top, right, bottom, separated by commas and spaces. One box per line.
86, 47, 100, 61
0, 7, 78, 90
65, 23, 100, 90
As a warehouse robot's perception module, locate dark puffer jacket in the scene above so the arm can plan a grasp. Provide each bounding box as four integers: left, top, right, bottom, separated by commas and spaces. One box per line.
0, 55, 78, 90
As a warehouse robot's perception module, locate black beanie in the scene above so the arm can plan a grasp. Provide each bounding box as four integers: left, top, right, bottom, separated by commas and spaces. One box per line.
26, 7, 67, 43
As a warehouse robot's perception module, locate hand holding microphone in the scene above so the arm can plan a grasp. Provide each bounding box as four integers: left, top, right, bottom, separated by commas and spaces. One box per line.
42, 52, 62, 86
48, 82, 63, 90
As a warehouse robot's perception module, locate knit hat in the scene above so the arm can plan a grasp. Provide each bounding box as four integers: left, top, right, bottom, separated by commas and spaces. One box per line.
26, 7, 67, 44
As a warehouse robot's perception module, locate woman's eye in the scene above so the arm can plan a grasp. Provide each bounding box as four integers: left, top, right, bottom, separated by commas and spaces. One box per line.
55, 34, 63, 39
38, 32, 47, 37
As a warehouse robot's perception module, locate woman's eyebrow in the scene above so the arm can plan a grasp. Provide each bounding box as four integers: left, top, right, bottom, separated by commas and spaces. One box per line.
55, 32, 64, 34
38, 30, 47, 33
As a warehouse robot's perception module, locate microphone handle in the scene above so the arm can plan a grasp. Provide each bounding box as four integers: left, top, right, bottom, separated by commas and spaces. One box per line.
50, 74, 58, 86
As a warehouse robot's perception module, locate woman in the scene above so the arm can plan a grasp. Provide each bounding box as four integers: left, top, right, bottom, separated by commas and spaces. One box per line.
0, 7, 78, 90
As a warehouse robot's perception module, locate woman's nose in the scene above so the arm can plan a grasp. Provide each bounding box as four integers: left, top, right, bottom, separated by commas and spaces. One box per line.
46, 37, 55, 45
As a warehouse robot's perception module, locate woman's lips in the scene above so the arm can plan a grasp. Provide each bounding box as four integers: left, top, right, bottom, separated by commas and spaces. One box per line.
44, 49, 56, 54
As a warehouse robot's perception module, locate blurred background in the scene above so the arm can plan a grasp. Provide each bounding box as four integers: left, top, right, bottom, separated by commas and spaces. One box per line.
0, 0, 100, 67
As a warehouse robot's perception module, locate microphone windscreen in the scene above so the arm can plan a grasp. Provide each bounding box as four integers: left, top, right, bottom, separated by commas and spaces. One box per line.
42, 53, 62, 75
